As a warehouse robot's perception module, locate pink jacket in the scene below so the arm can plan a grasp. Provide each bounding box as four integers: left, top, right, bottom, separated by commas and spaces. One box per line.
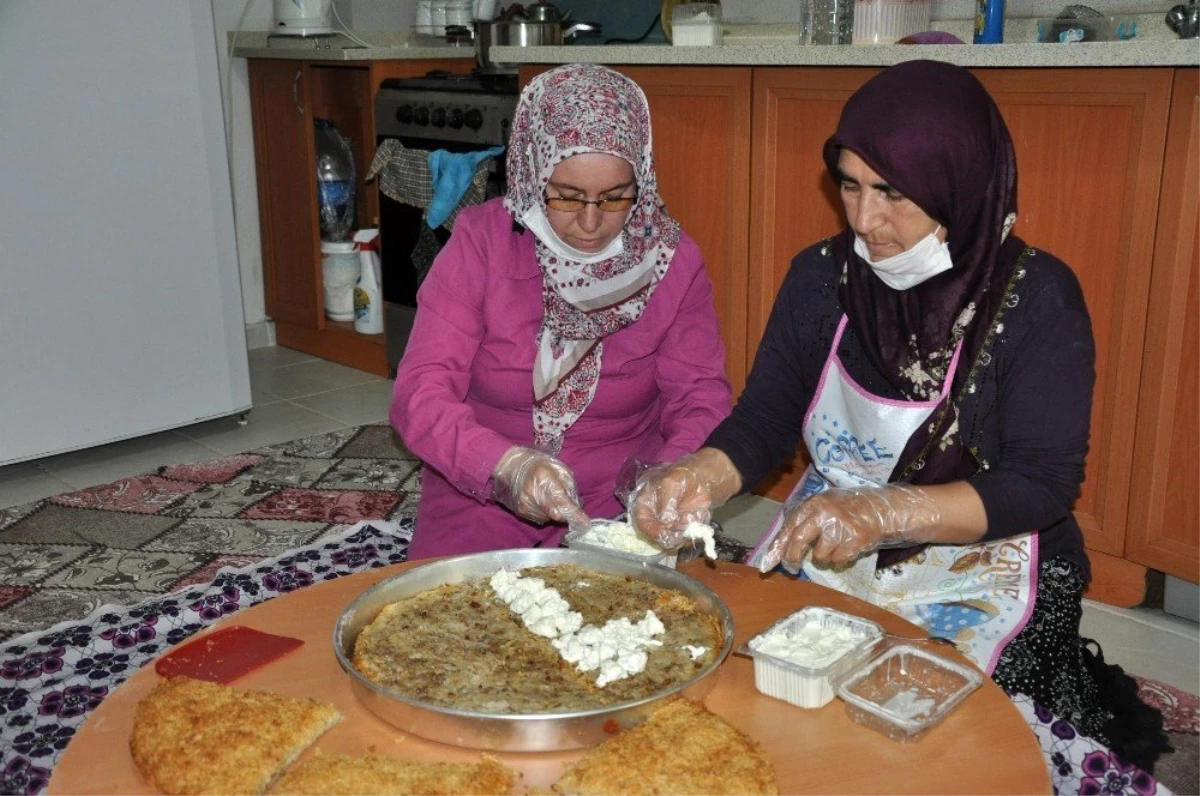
391, 198, 731, 558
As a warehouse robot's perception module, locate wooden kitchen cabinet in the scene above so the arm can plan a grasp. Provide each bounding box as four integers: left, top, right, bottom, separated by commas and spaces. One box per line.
247, 57, 471, 376
617, 67, 753, 397
744, 67, 1187, 606
1125, 68, 1200, 585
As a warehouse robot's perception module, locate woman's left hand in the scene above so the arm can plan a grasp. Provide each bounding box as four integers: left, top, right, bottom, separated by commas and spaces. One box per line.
761, 484, 942, 572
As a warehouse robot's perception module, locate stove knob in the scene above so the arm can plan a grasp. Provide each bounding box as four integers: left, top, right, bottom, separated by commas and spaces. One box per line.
414, 106, 429, 126
431, 107, 447, 128
464, 108, 484, 131
395, 105, 413, 124
447, 108, 464, 129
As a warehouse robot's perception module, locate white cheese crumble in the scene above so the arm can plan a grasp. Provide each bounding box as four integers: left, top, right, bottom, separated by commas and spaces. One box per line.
751, 619, 862, 669
682, 644, 709, 661
578, 520, 663, 556
554, 612, 665, 687
489, 568, 665, 687
489, 568, 583, 638
682, 521, 717, 559
881, 688, 936, 720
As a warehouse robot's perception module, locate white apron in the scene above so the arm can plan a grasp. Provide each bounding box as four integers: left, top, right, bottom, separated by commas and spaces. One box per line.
748, 315, 1037, 674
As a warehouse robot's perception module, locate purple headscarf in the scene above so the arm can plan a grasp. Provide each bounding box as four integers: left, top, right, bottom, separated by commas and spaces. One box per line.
824, 60, 1027, 486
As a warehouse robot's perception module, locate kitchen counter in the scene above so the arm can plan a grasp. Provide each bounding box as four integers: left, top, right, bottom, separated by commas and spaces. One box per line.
231, 23, 1199, 67
490, 38, 1198, 67
230, 30, 475, 61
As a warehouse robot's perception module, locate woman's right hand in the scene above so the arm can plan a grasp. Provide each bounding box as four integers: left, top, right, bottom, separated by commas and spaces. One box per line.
629, 448, 742, 548
492, 447, 588, 527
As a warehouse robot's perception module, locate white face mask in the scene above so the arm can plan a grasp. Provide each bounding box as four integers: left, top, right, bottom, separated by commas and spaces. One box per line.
520, 203, 625, 264
853, 226, 953, 291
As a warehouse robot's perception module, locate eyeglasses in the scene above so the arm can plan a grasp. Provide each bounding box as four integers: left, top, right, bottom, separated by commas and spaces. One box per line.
545, 194, 638, 213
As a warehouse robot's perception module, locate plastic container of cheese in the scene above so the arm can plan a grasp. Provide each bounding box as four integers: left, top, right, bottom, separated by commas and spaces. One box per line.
564, 519, 678, 569
837, 644, 983, 742
740, 606, 884, 709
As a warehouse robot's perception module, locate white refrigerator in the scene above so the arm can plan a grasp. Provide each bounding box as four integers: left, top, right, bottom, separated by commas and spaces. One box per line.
0, 0, 252, 465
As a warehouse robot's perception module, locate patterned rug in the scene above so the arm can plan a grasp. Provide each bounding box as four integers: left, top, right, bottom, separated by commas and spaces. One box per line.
0, 423, 1195, 795
0, 424, 421, 643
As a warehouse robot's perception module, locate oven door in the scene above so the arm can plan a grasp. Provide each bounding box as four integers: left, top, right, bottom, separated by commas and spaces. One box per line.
378, 135, 507, 377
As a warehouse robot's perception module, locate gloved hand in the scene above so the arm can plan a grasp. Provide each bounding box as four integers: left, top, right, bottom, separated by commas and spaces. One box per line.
492, 446, 589, 526
628, 448, 742, 549
760, 483, 940, 573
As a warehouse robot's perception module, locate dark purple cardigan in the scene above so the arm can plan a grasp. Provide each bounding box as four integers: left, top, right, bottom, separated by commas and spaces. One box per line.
707, 241, 1094, 579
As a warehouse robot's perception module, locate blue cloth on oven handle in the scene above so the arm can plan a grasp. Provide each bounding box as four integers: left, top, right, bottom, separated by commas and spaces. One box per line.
427, 146, 506, 229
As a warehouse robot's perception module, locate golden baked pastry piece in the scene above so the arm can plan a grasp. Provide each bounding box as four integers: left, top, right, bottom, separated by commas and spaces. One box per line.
552, 698, 779, 796
129, 676, 341, 795
269, 752, 515, 795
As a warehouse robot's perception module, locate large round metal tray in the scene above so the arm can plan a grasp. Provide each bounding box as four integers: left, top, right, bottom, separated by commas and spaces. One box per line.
333, 548, 734, 752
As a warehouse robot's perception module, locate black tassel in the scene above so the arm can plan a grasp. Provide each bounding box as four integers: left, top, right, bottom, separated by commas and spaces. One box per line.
1081, 638, 1174, 773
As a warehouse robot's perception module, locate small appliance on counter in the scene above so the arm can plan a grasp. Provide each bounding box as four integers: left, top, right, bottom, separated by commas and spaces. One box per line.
272, 0, 334, 37
1166, 0, 1199, 37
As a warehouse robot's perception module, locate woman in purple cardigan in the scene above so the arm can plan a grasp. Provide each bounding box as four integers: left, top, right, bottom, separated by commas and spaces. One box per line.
631, 61, 1169, 779
390, 64, 731, 559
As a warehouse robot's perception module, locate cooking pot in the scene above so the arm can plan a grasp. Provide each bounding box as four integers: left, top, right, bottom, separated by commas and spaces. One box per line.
447, 2, 600, 74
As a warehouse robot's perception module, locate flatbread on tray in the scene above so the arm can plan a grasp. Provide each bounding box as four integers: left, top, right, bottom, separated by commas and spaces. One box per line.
129, 676, 341, 795
552, 698, 779, 796
269, 752, 516, 795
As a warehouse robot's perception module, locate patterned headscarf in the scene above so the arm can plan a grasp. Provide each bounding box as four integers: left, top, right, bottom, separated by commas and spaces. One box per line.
823, 60, 1025, 486
504, 64, 680, 454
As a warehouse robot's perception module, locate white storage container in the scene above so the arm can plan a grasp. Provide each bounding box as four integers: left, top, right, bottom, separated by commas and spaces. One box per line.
741, 606, 884, 708
321, 241, 359, 322
670, 2, 723, 45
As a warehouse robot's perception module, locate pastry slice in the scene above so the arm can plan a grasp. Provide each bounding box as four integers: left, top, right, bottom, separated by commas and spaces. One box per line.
130, 676, 341, 795
552, 698, 779, 796
270, 752, 515, 795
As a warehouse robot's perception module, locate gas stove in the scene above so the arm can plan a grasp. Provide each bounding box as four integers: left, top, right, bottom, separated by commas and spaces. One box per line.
376, 71, 518, 147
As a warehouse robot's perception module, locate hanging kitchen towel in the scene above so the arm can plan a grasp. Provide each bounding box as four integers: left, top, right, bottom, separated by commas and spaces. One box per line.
366, 139, 495, 231
427, 146, 505, 228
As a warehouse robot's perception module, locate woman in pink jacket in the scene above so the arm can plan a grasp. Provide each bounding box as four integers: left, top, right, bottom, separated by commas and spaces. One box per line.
391, 64, 732, 558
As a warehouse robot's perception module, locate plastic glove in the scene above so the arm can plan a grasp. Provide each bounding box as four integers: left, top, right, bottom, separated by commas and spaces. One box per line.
492, 446, 589, 527
628, 448, 742, 549
760, 483, 940, 573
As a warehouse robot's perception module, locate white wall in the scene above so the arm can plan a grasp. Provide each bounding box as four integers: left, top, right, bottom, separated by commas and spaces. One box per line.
723, 0, 1172, 22
212, 0, 275, 339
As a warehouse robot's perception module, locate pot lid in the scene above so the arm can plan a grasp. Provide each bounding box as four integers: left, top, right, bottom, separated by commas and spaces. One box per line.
524, 1, 563, 21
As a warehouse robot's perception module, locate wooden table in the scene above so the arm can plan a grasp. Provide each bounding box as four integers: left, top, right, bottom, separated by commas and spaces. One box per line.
49, 558, 1051, 795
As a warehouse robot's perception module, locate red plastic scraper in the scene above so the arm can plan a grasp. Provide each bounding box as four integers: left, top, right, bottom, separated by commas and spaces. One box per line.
155, 625, 304, 684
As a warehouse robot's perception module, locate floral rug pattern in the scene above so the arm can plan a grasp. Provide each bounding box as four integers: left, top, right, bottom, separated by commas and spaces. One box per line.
0, 521, 412, 795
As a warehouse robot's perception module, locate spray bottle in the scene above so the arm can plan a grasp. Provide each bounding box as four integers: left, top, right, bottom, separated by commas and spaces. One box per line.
352, 228, 383, 335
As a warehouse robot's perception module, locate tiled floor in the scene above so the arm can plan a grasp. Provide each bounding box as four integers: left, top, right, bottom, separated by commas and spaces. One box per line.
1, 344, 1196, 696
0, 346, 393, 507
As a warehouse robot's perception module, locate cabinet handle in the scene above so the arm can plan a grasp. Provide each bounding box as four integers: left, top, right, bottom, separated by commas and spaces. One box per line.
292, 70, 304, 117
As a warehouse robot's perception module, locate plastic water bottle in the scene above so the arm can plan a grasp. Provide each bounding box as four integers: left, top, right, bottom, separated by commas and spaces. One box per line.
314, 118, 356, 241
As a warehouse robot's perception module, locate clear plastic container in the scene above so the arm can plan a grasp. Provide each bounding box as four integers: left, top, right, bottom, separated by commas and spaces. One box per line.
314, 118, 356, 242
670, 3, 723, 45
740, 606, 883, 708
564, 520, 677, 568
837, 644, 983, 742
1035, 16, 1138, 42
852, 0, 931, 44
800, 0, 855, 44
